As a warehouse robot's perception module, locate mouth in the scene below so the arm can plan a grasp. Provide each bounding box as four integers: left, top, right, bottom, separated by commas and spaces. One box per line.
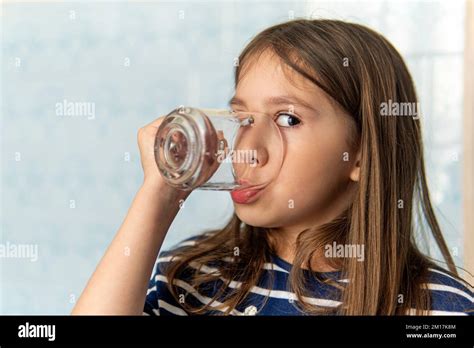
230, 180, 267, 204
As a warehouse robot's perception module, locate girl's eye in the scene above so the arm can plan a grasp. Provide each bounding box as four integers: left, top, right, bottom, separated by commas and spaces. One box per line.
275, 113, 301, 128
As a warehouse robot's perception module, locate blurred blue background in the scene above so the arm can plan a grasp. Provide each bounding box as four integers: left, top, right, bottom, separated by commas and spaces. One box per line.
1, 0, 466, 313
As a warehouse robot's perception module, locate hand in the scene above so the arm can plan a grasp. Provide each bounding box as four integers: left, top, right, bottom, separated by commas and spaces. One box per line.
137, 116, 165, 184
137, 117, 190, 201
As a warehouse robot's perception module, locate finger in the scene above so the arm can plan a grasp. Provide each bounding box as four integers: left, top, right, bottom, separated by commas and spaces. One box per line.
145, 116, 165, 130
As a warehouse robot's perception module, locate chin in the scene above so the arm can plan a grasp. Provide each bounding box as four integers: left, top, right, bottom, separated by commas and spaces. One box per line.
234, 205, 279, 228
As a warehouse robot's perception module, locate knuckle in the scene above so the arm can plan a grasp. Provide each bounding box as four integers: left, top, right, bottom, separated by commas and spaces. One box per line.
137, 127, 146, 140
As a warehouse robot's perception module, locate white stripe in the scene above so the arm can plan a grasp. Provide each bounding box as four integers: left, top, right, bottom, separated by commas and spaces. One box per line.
428, 268, 474, 291
264, 262, 348, 283
407, 308, 468, 316
188, 262, 248, 289
263, 262, 289, 273
423, 283, 474, 303
142, 309, 160, 316
190, 262, 220, 275
156, 258, 472, 293
154, 256, 343, 307
157, 256, 473, 289
250, 286, 341, 307
156, 255, 179, 263
147, 285, 157, 295
157, 256, 300, 276
176, 240, 197, 247
155, 274, 244, 315
187, 261, 341, 307
158, 300, 188, 316
156, 256, 292, 275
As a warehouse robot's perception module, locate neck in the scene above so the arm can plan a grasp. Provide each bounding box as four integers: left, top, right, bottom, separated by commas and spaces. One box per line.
268, 185, 355, 272
269, 225, 339, 273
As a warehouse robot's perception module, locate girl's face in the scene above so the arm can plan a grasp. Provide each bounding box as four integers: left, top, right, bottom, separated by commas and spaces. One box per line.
230, 50, 360, 231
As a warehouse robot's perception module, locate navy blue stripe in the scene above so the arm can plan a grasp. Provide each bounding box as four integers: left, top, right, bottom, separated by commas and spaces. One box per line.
144, 236, 474, 316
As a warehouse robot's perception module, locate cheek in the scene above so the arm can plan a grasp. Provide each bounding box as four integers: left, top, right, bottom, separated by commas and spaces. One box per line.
233, 124, 355, 227
272, 128, 353, 205
279, 128, 351, 182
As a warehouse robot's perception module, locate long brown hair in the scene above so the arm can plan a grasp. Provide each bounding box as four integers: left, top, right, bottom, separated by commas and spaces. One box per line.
163, 19, 463, 315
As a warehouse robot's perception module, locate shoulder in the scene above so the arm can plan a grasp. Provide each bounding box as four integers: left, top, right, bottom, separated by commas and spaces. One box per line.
421, 267, 473, 315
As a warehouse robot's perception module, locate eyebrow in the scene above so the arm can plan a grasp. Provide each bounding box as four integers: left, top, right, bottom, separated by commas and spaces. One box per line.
228, 95, 320, 115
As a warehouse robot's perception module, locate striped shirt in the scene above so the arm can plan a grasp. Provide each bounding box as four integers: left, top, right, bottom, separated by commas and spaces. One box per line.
143, 236, 474, 316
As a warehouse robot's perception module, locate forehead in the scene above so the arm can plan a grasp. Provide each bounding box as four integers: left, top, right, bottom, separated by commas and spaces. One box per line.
236, 50, 315, 95
231, 50, 325, 113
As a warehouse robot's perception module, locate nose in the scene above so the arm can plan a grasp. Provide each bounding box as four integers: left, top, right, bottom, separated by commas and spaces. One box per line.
248, 143, 269, 168
232, 116, 273, 183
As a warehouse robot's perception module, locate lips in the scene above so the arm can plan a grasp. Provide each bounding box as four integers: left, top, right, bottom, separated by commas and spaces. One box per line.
230, 182, 266, 204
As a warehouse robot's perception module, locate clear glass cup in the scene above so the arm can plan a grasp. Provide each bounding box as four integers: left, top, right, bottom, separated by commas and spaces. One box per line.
154, 106, 284, 191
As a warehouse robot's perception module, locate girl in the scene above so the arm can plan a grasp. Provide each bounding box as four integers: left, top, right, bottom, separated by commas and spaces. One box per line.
73, 19, 473, 315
